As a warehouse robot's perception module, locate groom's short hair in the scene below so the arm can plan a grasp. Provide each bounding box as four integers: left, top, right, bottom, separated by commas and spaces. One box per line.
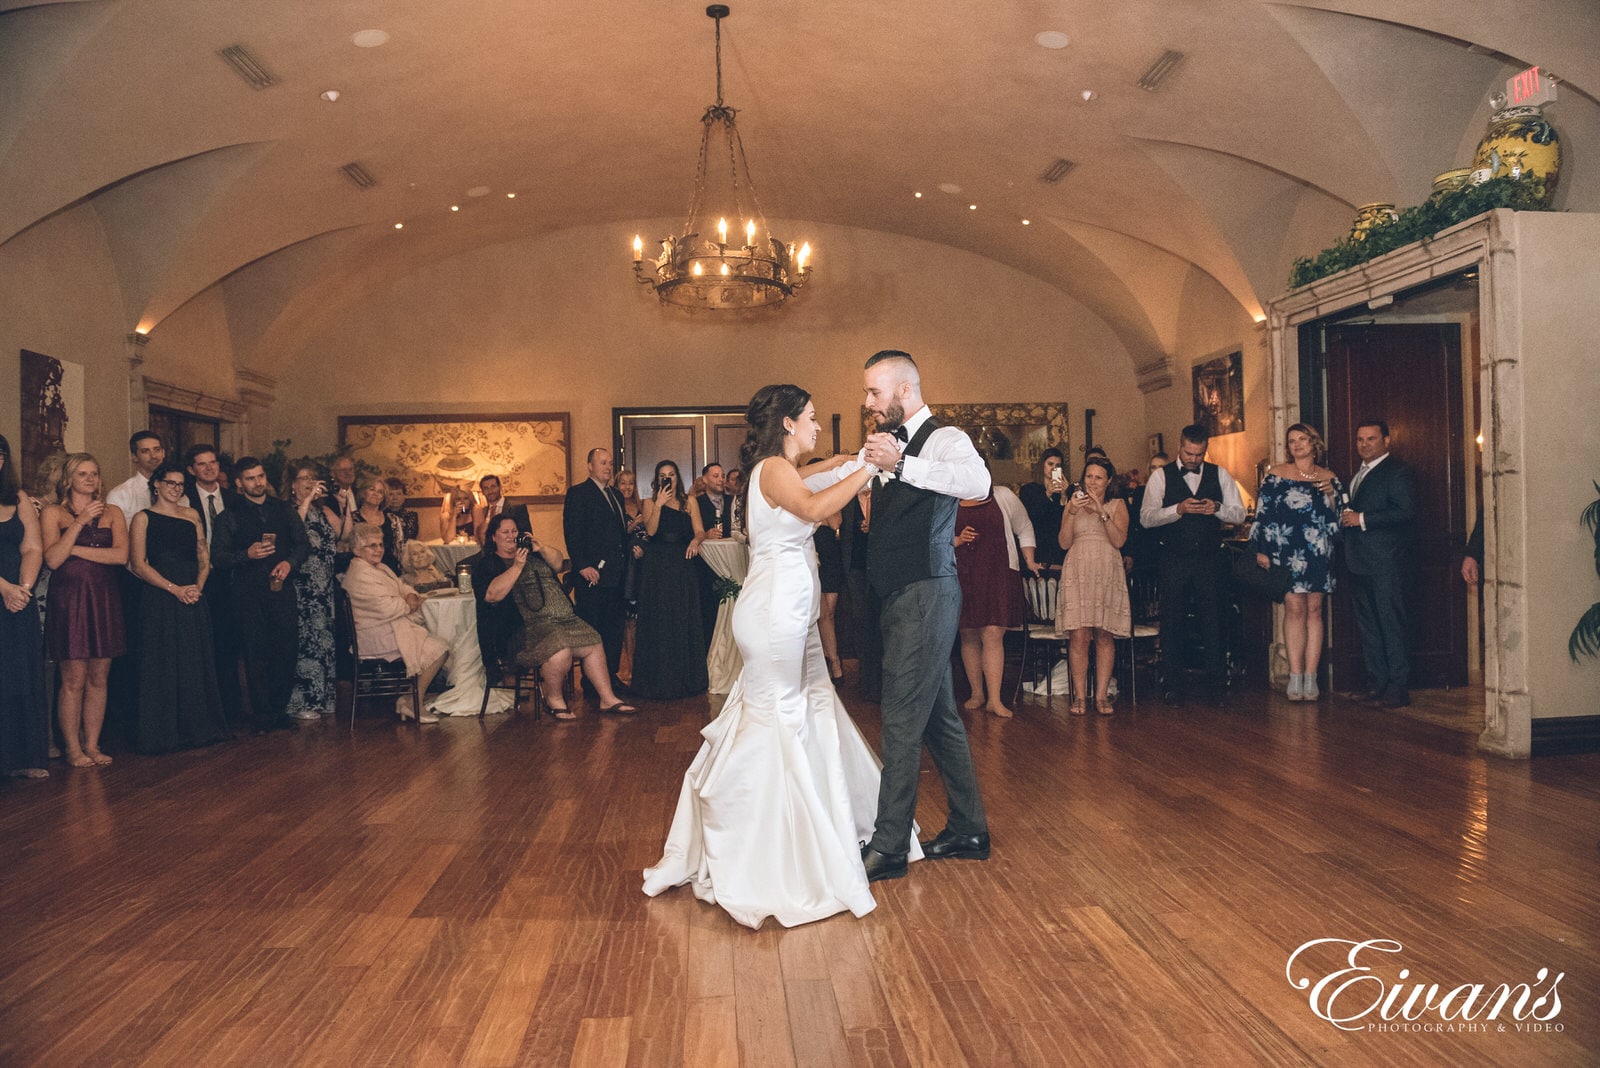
865, 349, 917, 372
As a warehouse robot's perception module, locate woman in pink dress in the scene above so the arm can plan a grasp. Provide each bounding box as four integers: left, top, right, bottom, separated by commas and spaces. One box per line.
1056, 457, 1130, 716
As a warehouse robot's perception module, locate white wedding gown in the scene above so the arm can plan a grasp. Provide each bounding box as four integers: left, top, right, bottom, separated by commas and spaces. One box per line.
642, 458, 920, 928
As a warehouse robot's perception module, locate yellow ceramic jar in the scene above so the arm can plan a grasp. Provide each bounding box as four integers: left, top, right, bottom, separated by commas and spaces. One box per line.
1350, 203, 1398, 241
1473, 106, 1560, 203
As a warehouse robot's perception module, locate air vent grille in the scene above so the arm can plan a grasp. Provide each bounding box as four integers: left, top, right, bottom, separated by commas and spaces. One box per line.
217, 44, 277, 90
1039, 158, 1076, 184
1137, 50, 1185, 91
340, 163, 379, 190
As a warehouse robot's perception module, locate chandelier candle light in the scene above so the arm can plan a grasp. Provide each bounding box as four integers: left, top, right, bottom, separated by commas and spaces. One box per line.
632, 5, 810, 311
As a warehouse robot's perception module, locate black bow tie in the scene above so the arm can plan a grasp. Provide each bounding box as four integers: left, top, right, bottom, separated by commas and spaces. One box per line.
1182, 465, 1201, 474
893, 426, 910, 443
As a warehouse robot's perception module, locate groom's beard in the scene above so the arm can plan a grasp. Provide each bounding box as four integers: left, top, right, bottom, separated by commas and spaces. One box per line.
869, 398, 906, 433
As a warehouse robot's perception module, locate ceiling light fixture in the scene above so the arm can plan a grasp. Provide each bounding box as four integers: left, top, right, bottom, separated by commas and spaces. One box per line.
1035, 31, 1070, 49
320, 89, 340, 103
352, 29, 390, 48
633, 5, 809, 311
1137, 50, 1185, 91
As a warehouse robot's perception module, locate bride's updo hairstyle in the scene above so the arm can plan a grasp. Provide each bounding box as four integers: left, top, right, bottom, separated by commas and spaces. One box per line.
739, 384, 811, 489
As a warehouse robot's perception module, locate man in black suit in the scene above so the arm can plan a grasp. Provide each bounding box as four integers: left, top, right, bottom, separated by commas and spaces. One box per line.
211, 456, 309, 732
562, 447, 628, 689
184, 443, 243, 724
1340, 420, 1417, 708
690, 462, 732, 652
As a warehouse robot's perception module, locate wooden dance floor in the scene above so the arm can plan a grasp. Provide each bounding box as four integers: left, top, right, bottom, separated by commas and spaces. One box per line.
2, 683, 1596, 1066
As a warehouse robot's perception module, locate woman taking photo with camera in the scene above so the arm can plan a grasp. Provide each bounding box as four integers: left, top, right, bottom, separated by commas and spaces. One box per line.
631, 459, 707, 700
473, 514, 635, 718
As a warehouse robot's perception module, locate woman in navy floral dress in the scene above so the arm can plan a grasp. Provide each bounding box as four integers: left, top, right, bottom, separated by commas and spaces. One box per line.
284, 461, 345, 718
1249, 423, 1343, 702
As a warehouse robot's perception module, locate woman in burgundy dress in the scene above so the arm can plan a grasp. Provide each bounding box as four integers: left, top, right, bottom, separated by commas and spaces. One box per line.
41, 453, 128, 767
954, 481, 1038, 718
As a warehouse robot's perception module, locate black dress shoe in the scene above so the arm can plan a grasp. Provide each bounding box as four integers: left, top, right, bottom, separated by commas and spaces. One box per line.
860, 845, 908, 882
920, 829, 991, 861
1351, 689, 1384, 703
1161, 686, 1182, 704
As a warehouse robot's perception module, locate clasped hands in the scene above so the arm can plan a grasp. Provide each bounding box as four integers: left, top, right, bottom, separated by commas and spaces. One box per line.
2, 582, 32, 613
860, 433, 902, 473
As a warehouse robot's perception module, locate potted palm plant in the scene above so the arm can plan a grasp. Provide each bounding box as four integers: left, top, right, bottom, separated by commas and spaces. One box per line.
1570, 481, 1600, 662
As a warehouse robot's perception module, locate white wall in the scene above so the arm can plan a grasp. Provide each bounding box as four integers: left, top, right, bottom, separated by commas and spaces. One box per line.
1506, 212, 1600, 720
269, 220, 1171, 481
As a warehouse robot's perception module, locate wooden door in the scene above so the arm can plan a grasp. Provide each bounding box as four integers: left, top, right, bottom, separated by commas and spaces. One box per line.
1323, 323, 1468, 689
616, 409, 745, 492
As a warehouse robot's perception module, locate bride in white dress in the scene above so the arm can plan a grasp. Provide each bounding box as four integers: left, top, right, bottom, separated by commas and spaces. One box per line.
643, 384, 921, 928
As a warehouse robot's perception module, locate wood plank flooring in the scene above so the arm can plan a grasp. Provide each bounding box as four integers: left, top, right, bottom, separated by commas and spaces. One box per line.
2, 680, 1596, 1066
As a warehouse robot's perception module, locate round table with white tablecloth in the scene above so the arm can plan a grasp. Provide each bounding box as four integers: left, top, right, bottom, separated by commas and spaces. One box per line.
426, 539, 482, 576
697, 537, 749, 693
419, 591, 511, 715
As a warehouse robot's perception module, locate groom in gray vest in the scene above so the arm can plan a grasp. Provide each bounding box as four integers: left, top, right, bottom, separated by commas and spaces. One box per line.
812, 350, 992, 881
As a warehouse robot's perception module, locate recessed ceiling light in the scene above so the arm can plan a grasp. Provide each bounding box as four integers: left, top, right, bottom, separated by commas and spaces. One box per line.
320, 89, 340, 103
506, 192, 516, 199
1035, 31, 1070, 49
968, 204, 978, 210
393, 222, 403, 230
1079, 89, 1098, 103
352, 29, 390, 48
450, 205, 460, 212
938, 182, 962, 195
1021, 219, 1031, 225
466, 186, 490, 197
914, 191, 923, 198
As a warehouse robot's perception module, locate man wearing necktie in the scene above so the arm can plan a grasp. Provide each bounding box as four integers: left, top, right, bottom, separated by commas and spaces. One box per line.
473, 474, 529, 544
1139, 424, 1248, 704
1339, 420, 1416, 707
562, 448, 630, 694
184, 443, 243, 723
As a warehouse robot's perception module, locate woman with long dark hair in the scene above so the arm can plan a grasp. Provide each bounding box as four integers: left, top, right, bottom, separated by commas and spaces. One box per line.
283, 460, 340, 718
0, 434, 50, 778
41, 453, 128, 766
630, 459, 708, 699
127, 459, 230, 752
645, 384, 918, 928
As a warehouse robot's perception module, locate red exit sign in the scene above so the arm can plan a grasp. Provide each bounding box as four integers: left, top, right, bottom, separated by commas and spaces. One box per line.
1506, 66, 1557, 107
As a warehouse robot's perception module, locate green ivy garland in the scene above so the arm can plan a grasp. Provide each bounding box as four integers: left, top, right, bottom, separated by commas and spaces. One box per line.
1288, 176, 1554, 290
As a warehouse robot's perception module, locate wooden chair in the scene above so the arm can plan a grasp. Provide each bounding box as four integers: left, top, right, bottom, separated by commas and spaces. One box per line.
334, 584, 423, 731
1119, 573, 1162, 705
1014, 574, 1071, 703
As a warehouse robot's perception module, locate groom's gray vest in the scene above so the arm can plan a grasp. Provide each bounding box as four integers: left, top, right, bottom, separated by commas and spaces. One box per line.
867, 418, 958, 597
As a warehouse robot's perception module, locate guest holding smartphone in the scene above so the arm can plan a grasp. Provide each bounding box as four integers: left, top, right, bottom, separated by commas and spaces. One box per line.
631, 460, 707, 699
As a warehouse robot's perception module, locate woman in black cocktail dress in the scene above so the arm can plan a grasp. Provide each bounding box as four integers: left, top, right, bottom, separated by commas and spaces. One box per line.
128, 461, 229, 753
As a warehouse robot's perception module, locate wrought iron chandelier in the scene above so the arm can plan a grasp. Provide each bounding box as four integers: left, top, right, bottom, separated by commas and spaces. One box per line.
632, 4, 810, 311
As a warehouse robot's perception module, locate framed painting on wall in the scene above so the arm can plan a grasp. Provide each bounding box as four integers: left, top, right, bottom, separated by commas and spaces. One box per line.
1192, 349, 1245, 437
860, 402, 1069, 491
337, 413, 571, 504
19, 349, 84, 492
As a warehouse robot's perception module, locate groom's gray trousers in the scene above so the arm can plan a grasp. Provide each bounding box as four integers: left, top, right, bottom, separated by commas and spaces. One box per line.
870, 574, 988, 855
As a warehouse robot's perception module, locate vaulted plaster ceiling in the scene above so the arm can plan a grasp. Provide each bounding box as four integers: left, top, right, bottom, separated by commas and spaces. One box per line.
3, 0, 1596, 372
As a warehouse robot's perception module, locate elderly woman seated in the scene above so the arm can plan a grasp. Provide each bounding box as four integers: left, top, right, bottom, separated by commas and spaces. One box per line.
471, 513, 635, 719
340, 522, 448, 723
400, 539, 452, 592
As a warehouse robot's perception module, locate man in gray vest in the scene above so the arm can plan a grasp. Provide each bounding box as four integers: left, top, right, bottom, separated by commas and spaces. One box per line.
810, 350, 992, 881
1139, 423, 1247, 704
